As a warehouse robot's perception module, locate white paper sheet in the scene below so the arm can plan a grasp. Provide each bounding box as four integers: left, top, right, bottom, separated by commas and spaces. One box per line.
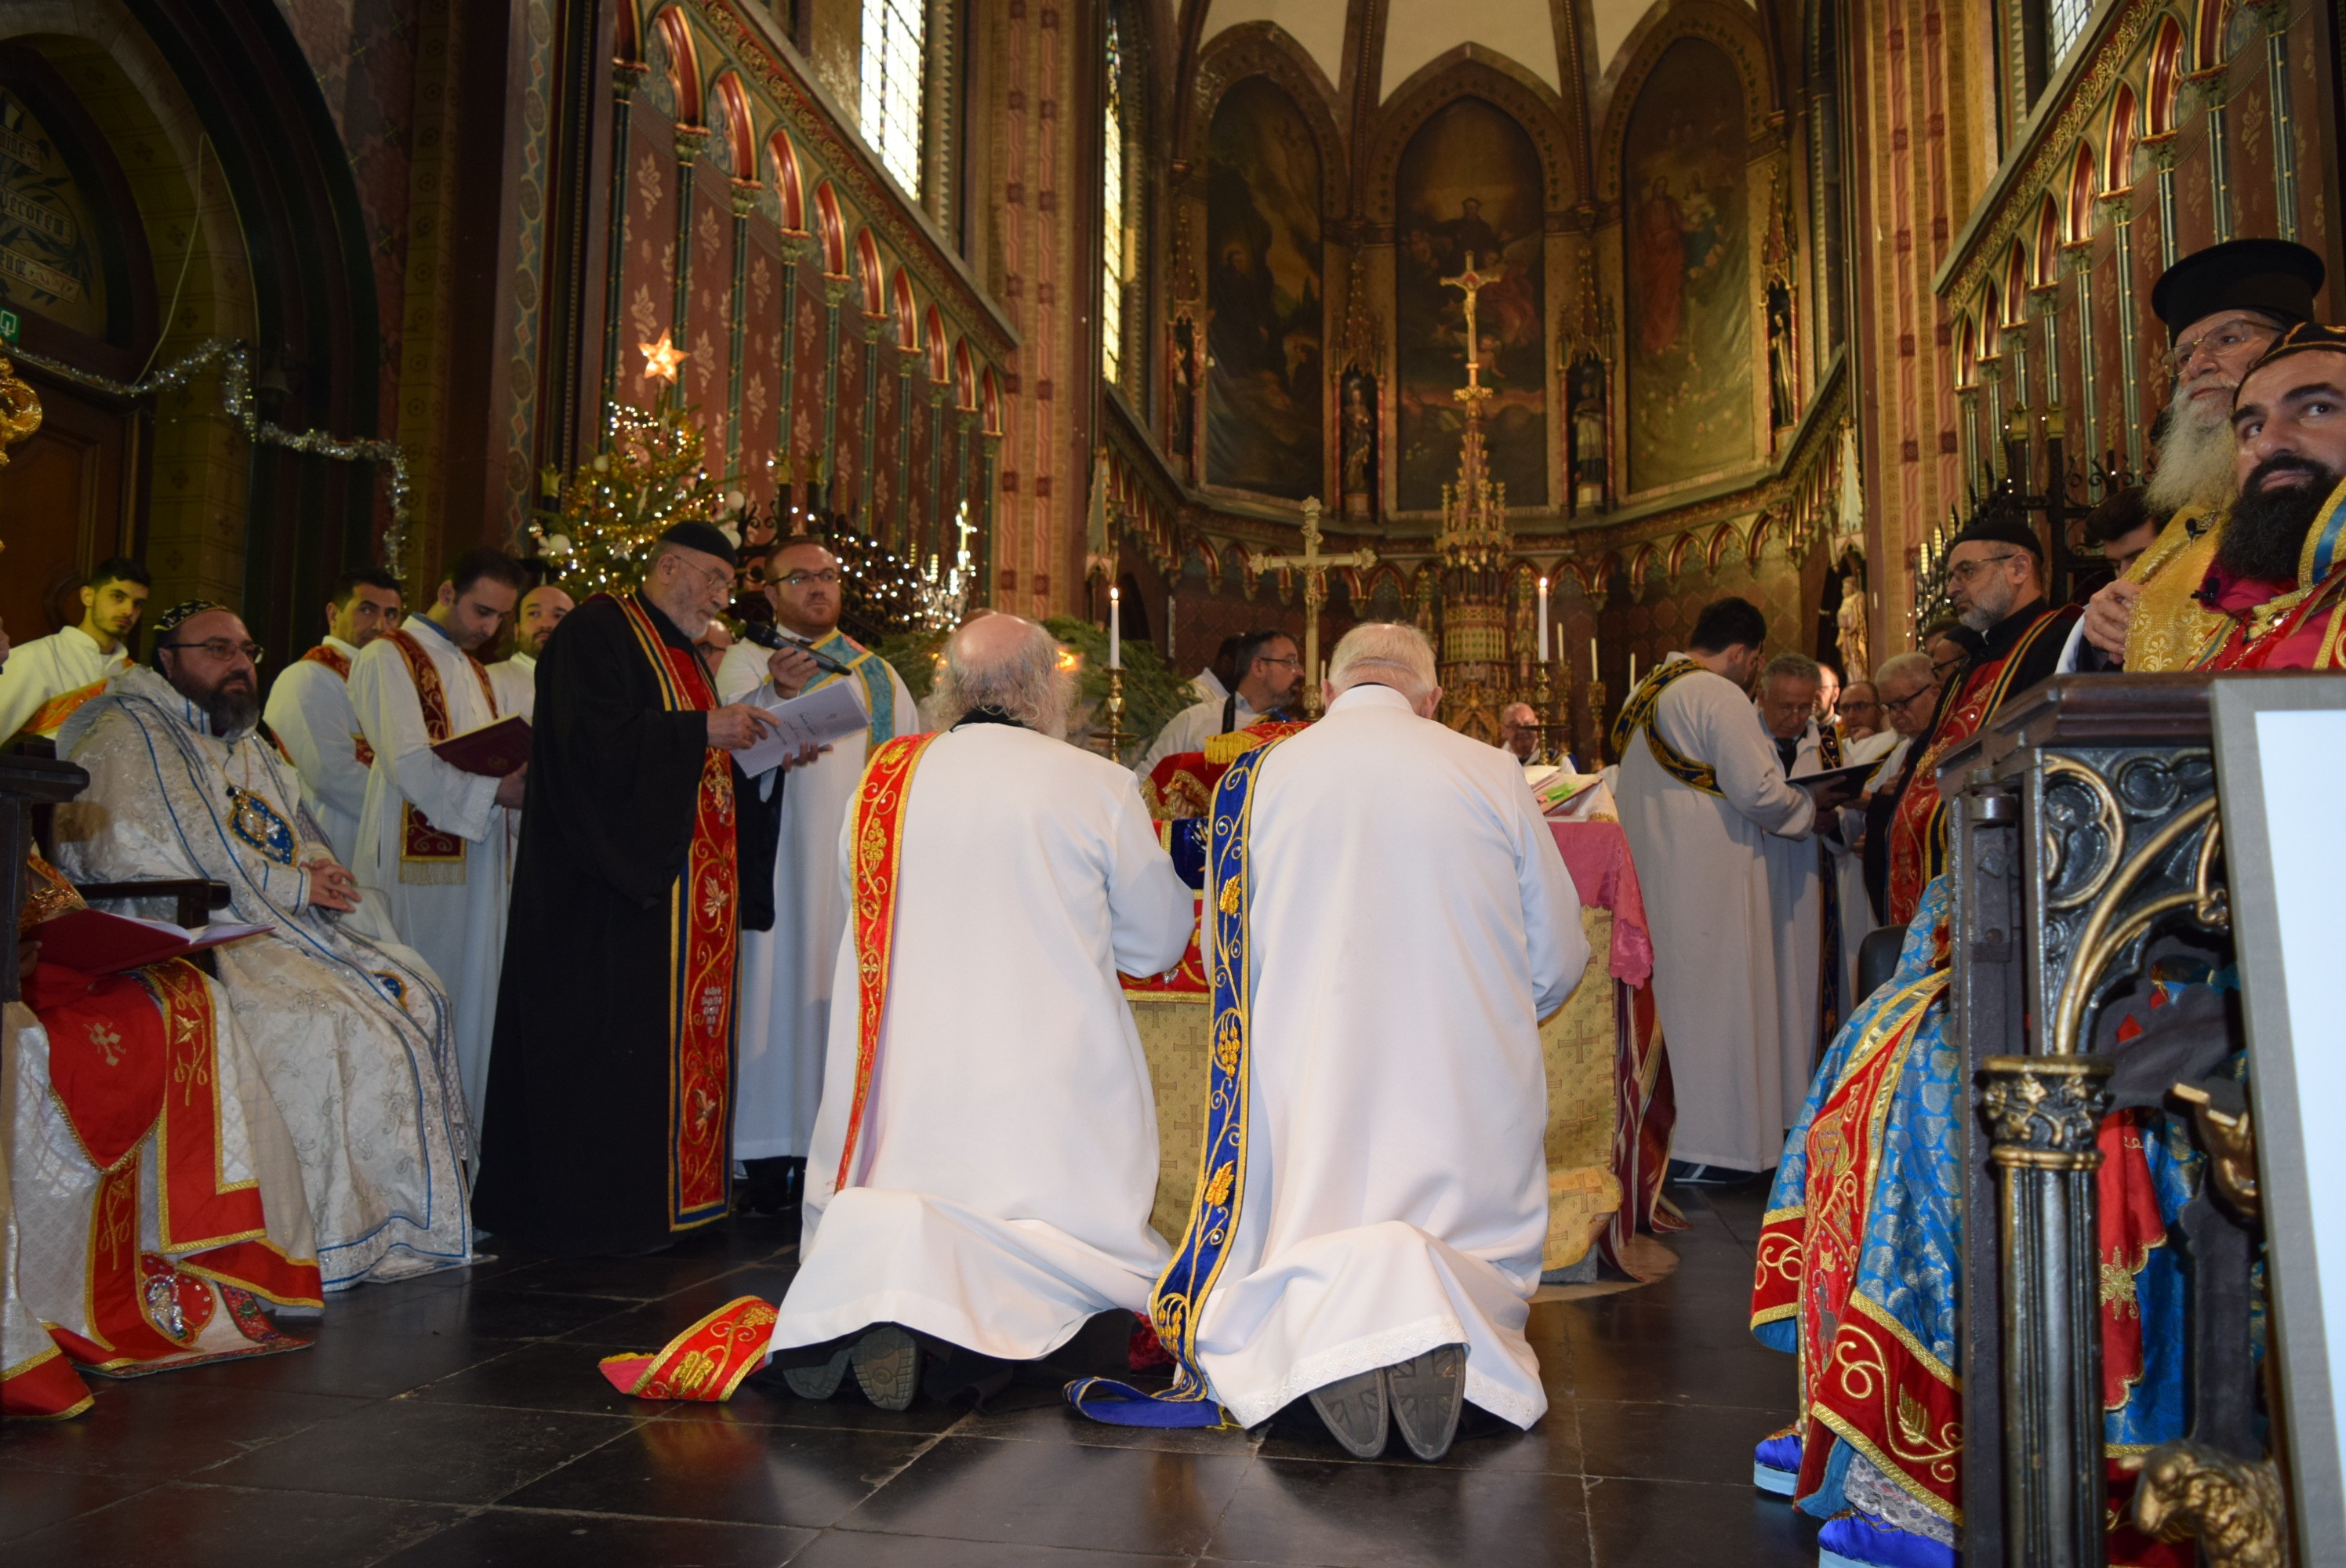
735, 678, 870, 776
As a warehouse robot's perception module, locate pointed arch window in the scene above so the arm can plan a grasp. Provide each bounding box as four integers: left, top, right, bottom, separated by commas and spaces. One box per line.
861, 0, 926, 196
2046, 0, 2093, 64
1100, 9, 1135, 390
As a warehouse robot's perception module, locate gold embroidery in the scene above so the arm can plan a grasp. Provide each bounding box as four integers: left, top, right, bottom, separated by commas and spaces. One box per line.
85, 1021, 124, 1068
1204, 1162, 1234, 1209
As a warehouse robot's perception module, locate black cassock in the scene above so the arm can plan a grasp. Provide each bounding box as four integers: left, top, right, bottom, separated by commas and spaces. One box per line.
474, 592, 781, 1255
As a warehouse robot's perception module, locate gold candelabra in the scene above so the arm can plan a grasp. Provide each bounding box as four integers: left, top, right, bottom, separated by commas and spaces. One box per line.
1093, 666, 1135, 761
1583, 676, 1609, 765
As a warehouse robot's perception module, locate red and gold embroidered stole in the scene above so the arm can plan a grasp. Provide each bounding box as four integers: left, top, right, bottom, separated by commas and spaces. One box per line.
835, 730, 943, 1191
300, 644, 374, 764
29, 956, 322, 1370
2191, 567, 2346, 671
597, 1294, 778, 1402
609, 594, 740, 1230
1886, 610, 2069, 926
383, 629, 499, 879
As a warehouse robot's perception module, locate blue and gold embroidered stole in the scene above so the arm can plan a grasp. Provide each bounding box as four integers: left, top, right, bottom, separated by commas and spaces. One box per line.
1066, 737, 1284, 1428
802, 632, 899, 746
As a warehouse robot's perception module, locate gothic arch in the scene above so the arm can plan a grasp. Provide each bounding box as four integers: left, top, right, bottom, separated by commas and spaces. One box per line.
648, 5, 703, 126
1188, 25, 1347, 218
765, 130, 806, 231
708, 70, 756, 177
1595, 1, 1781, 205
1364, 58, 1575, 223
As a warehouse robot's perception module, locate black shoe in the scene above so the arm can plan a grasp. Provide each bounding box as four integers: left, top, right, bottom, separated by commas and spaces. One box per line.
1386, 1344, 1466, 1461
741, 1156, 796, 1214
1308, 1367, 1389, 1458
852, 1324, 921, 1410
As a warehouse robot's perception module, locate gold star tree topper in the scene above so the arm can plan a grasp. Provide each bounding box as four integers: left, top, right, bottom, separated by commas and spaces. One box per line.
638, 330, 688, 383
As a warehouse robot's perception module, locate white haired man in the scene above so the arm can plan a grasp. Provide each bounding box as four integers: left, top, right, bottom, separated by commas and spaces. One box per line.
1075, 622, 1588, 1461
765, 613, 1193, 1409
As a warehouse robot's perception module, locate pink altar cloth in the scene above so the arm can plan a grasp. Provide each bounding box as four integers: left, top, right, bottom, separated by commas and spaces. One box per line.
1550, 820, 1654, 989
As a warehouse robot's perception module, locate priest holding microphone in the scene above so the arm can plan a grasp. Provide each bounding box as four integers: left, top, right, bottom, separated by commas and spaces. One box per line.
475, 521, 823, 1257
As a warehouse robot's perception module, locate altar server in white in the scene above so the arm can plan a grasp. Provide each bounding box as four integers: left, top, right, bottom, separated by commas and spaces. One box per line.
1612, 597, 1848, 1181
1754, 653, 1835, 1089
1186, 622, 1587, 1461
347, 548, 528, 1128
716, 538, 916, 1214
264, 567, 404, 864
487, 582, 572, 722
53, 603, 473, 1286
768, 613, 1192, 1409
0, 557, 148, 746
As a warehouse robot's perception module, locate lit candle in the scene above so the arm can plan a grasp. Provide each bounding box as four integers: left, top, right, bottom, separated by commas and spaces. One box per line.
1108, 586, 1120, 670
1590, 637, 1599, 681
1536, 577, 1549, 662
1628, 652, 1637, 686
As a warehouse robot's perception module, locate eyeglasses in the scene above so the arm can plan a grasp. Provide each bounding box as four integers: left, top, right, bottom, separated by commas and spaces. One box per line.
2170, 320, 2275, 377
1946, 552, 2021, 584
778, 570, 841, 587
1883, 685, 1936, 716
159, 637, 266, 665
1257, 655, 1301, 670
668, 557, 733, 593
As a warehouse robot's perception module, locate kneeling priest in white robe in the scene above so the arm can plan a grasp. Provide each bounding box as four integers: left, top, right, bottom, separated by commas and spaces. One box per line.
53, 604, 474, 1289
766, 614, 1193, 1410
1073, 622, 1588, 1462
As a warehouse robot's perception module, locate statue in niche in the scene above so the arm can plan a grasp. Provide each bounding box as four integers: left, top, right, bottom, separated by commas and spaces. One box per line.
1835, 559, 1869, 679
1567, 352, 1609, 513
1767, 278, 1799, 430
1340, 370, 1376, 518
1169, 316, 1198, 475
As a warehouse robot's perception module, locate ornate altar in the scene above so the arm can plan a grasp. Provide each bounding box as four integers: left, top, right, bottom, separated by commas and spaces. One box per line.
1937, 674, 2282, 1566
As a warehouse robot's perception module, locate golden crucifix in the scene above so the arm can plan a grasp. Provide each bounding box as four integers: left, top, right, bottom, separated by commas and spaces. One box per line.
1247, 498, 1378, 719
1440, 251, 1498, 407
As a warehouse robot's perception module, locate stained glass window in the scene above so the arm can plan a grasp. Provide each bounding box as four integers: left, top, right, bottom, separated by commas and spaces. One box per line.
2046, 0, 2093, 63
861, 0, 924, 196
1101, 13, 1127, 385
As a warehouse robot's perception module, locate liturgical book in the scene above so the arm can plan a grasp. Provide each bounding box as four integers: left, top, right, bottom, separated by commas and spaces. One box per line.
33, 909, 271, 974
431, 715, 532, 776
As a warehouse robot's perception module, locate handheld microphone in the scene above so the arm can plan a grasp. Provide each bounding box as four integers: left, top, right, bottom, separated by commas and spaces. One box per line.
739, 619, 855, 677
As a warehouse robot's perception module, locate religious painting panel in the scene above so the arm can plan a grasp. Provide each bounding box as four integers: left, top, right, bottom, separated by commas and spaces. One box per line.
1394, 96, 1546, 513
0, 87, 110, 340
1204, 76, 1323, 502
1623, 38, 1753, 493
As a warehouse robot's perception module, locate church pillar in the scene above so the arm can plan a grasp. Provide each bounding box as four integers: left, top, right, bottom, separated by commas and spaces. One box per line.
2255, 5, 2300, 241
2190, 71, 2235, 245
924, 382, 949, 562
858, 310, 883, 529
894, 358, 915, 551
2104, 191, 2144, 477
775, 234, 808, 502
600, 61, 648, 432
670, 125, 710, 345
2061, 245, 2097, 492
726, 180, 757, 472
820, 274, 848, 506
2145, 136, 2181, 270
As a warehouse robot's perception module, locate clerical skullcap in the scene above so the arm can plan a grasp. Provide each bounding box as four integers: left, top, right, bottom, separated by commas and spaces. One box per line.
2237, 321, 2346, 396
2150, 239, 2325, 340
1949, 514, 2045, 561
151, 600, 226, 638
658, 521, 739, 568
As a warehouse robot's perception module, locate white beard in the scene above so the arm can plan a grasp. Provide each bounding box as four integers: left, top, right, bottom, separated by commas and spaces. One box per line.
2144, 383, 2240, 517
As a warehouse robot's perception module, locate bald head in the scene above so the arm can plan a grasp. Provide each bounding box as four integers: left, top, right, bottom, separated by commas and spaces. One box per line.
931, 614, 1074, 738
1498, 701, 1540, 761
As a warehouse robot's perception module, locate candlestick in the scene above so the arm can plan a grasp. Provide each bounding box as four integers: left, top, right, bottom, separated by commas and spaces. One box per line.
1093, 665, 1133, 761
1627, 652, 1637, 687
1107, 586, 1120, 670
1536, 576, 1549, 662
1589, 637, 1598, 681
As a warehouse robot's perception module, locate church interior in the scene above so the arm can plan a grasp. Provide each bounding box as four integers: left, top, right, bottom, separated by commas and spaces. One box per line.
2, 0, 2343, 1564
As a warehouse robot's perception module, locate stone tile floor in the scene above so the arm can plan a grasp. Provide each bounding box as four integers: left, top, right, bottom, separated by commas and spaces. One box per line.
0, 1180, 1818, 1566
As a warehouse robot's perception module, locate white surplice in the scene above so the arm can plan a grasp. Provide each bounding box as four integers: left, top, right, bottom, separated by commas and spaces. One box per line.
1759, 716, 1828, 1102
1614, 655, 1817, 1174
1189, 684, 1589, 1430
0, 626, 130, 745
714, 641, 917, 1161
263, 637, 370, 865
347, 615, 511, 1130
487, 651, 537, 722
53, 668, 473, 1287
773, 724, 1193, 1361
1135, 691, 1262, 775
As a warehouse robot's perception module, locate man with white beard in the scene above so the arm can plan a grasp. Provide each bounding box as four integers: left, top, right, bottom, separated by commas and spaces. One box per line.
1073, 622, 1588, 1461
2063, 239, 2322, 671
765, 615, 1191, 1409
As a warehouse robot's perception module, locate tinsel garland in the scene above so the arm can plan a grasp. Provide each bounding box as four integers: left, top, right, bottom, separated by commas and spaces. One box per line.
7, 336, 413, 566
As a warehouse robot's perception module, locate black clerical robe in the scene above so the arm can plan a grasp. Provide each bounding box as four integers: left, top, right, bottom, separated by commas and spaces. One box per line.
474, 592, 783, 1254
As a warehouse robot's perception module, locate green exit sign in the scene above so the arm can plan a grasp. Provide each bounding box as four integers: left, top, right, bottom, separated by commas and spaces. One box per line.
0, 308, 16, 343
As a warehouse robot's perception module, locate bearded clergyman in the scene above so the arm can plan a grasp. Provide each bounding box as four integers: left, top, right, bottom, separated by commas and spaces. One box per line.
53, 601, 475, 1287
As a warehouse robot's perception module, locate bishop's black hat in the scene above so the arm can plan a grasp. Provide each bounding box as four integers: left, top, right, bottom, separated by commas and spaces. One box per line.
657, 520, 739, 568
2149, 238, 2326, 340
1950, 513, 2045, 561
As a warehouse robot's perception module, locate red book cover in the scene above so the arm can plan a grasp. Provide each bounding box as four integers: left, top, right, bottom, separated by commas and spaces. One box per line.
430, 715, 532, 776
32, 909, 271, 974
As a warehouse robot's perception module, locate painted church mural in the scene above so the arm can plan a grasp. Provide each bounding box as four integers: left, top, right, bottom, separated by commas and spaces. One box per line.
1204, 75, 1323, 501
1393, 96, 1545, 513
1624, 38, 1752, 494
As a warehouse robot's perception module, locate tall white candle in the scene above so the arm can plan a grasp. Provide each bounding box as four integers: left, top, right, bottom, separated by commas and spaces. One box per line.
1536, 577, 1549, 662
1108, 586, 1120, 670
1628, 652, 1637, 686
1590, 637, 1599, 681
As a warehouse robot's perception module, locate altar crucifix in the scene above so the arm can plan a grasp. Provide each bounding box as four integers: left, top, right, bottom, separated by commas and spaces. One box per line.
1440, 252, 1498, 411
1247, 498, 1377, 720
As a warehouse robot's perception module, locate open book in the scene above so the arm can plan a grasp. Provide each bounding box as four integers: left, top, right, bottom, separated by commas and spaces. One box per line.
32, 909, 272, 974
431, 714, 532, 776
735, 681, 872, 776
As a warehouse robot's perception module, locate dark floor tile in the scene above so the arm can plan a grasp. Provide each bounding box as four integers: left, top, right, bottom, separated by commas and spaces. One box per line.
952, 1399, 1262, 1456
837, 1434, 1249, 1556
1584, 1476, 1817, 1568
2, 1481, 459, 1568
1255, 1399, 1582, 1477
0, 1462, 157, 1541
1564, 1294, 1780, 1355
194, 1398, 635, 1504
328, 1283, 635, 1341
406, 1341, 662, 1417
658, 1376, 965, 1436
150, 1322, 525, 1399
488, 1248, 758, 1300
558, 1269, 798, 1350
790, 1532, 1193, 1567
372, 1506, 816, 1566
1557, 1334, 1793, 1410
0, 1384, 368, 1479
503, 1417, 930, 1528
1574, 1400, 1789, 1485
1205, 1456, 1591, 1568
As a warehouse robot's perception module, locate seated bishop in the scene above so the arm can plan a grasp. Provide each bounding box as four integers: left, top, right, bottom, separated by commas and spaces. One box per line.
5, 855, 321, 1420
1074, 622, 1589, 1461
764, 613, 1193, 1409
50, 602, 474, 1289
